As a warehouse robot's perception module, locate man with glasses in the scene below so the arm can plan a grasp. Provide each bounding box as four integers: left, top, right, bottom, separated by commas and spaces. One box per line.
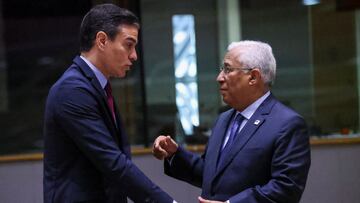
153, 40, 311, 203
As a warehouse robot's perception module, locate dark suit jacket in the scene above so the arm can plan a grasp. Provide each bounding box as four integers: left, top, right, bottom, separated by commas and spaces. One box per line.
165, 95, 311, 203
44, 56, 173, 203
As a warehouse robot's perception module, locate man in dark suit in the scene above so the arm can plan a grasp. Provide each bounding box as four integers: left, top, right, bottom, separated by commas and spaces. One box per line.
153, 41, 311, 203
43, 4, 175, 203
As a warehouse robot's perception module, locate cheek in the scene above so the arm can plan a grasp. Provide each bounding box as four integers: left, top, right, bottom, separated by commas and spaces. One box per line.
227, 79, 238, 90
118, 49, 130, 62
228, 81, 244, 96
110, 44, 125, 57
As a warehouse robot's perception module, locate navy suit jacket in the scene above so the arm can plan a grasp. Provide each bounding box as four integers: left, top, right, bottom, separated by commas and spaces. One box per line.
44, 56, 173, 203
165, 95, 311, 203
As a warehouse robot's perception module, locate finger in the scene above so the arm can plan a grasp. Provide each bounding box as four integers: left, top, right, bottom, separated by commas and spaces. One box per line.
153, 141, 160, 149
152, 144, 168, 160
154, 136, 167, 148
164, 136, 174, 147
153, 137, 161, 148
166, 136, 178, 146
153, 150, 167, 160
198, 196, 209, 203
153, 145, 168, 155
159, 139, 168, 148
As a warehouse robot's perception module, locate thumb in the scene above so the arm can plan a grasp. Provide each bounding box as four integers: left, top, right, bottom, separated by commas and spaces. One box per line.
198, 196, 208, 203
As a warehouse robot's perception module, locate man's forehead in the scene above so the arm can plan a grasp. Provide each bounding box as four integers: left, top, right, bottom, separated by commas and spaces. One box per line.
224, 48, 240, 60
224, 48, 243, 65
119, 25, 139, 42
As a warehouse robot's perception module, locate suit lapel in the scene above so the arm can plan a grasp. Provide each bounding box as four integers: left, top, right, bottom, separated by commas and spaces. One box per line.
212, 95, 277, 181
73, 56, 121, 146
214, 115, 266, 175
206, 109, 235, 185
113, 104, 131, 158
73, 56, 106, 99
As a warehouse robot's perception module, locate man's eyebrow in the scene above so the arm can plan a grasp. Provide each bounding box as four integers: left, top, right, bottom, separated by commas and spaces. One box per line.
126, 37, 137, 44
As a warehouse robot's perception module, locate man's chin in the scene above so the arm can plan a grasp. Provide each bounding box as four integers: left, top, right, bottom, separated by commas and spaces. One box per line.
112, 72, 127, 78
221, 96, 231, 105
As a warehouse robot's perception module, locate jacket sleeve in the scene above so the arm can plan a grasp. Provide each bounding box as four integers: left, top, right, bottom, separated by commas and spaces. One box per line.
164, 145, 206, 188
55, 85, 173, 203
229, 116, 311, 203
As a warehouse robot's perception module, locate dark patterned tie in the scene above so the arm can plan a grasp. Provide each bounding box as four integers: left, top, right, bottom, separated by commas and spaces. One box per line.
217, 113, 244, 169
104, 82, 115, 121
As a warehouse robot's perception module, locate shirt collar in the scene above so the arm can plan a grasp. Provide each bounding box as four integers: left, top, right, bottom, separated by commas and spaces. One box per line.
238, 91, 271, 120
80, 55, 108, 89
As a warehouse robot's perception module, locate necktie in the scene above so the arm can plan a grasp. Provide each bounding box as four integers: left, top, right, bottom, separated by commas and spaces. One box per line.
104, 82, 116, 120
217, 113, 244, 169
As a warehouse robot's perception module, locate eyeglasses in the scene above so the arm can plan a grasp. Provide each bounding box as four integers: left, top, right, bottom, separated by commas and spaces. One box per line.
219, 65, 253, 74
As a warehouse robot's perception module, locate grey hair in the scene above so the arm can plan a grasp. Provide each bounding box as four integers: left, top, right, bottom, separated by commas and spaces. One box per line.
228, 40, 276, 86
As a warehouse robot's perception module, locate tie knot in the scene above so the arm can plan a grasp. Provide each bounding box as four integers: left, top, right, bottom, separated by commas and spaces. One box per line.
234, 113, 244, 123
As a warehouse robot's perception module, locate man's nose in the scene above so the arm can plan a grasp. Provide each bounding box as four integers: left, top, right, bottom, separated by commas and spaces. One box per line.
216, 71, 225, 82
129, 49, 137, 61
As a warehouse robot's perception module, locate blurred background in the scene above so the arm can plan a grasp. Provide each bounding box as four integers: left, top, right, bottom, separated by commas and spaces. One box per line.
1, 0, 360, 202
1, 0, 360, 154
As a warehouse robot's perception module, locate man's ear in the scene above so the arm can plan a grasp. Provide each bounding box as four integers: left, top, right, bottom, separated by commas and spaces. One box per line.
249, 69, 261, 85
95, 31, 107, 51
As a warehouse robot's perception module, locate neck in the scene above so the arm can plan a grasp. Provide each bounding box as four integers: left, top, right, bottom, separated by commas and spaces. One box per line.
234, 86, 269, 111
81, 51, 110, 80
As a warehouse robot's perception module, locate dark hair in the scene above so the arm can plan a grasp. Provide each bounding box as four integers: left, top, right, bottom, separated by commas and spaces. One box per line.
79, 3, 140, 52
